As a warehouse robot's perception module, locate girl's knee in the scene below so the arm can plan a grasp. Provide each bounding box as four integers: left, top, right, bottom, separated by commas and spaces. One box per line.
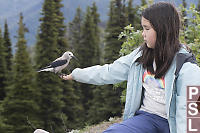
103, 123, 133, 133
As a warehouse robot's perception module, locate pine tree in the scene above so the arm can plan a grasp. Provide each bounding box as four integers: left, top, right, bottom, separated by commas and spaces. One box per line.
53, 0, 68, 54
0, 27, 7, 101
69, 5, 102, 125
78, 6, 98, 122
127, 0, 134, 25
2, 13, 39, 133
68, 7, 83, 55
126, 0, 141, 30
68, 7, 86, 127
87, 2, 108, 124
197, 0, 200, 11
91, 2, 101, 65
2, 20, 13, 102
104, 0, 128, 63
35, 0, 65, 132
53, 0, 80, 129
94, 0, 129, 122
182, 0, 188, 27
0, 21, 11, 132
3, 20, 13, 71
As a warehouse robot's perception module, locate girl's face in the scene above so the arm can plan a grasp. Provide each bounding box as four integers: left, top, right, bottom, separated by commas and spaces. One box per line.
141, 17, 157, 49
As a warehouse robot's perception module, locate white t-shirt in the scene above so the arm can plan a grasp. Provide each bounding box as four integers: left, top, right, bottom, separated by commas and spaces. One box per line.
140, 61, 167, 119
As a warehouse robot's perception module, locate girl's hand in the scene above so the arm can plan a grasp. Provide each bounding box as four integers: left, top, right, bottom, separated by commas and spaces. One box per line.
60, 73, 73, 80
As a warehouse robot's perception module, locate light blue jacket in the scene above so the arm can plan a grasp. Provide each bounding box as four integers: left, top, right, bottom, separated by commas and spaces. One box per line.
71, 47, 200, 133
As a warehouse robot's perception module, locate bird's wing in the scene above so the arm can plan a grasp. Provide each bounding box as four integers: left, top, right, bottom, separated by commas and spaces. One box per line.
54, 56, 63, 61
49, 59, 68, 68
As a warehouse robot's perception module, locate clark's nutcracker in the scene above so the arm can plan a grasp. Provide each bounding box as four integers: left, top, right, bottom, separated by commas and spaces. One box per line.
37, 51, 77, 74
34, 129, 49, 133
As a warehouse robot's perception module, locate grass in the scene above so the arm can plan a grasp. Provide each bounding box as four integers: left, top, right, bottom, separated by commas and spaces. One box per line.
68, 117, 122, 133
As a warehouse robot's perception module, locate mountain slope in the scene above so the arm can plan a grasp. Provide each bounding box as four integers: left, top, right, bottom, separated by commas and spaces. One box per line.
0, 0, 198, 46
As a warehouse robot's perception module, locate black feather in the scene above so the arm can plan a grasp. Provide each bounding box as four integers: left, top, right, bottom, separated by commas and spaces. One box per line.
46, 59, 68, 68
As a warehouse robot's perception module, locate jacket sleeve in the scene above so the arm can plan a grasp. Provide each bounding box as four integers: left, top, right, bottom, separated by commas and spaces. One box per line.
175, 62, 200, 133
71, 49, 139, 85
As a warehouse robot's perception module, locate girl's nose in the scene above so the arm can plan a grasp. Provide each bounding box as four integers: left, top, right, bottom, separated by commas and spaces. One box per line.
142, 31, 145, 38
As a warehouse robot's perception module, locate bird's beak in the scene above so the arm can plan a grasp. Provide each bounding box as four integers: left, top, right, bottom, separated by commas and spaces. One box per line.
72, 55, 78, 61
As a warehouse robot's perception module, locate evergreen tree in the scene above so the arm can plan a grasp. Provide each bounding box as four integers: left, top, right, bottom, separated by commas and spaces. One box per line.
104, 0, 128, 63
53, 0, 68, 54
0, 27, 7, 101
69, 5, 102, 125
127, 0, 134, 25
78, 6, 97, 121
53, 0, 79, 129
97, 0, 128, 123
197, 0, 200, 11
126, 0, 141, 30
35, 0, 64, 132
68, 7, 83, 55
2, 20, 13, 102
86, 3, 106, 124
68, 7, 86, 127
2, 13, 39, 133
79, 7, 97, 67
0, 22, 11, 132
91, 2, 101, 65
3, 20, 13, 71
182, 0, 188, 27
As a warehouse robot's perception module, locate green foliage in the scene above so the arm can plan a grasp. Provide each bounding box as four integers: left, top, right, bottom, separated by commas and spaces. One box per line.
71, 4, 102, 126
126, 0, 141, 30
118, 3, 200, 104
95, 0, 129, 124
104, 0, 128, 63
179, 4, 200, 65
117, 24, 143, 103
3, 20, 13, 71
197, 0, 200, 11
53, 0, 80, 130
68, 7, 85, 127
2, 13, 39, 133
0, 27, 7, 101
119, 24, 143, 56
35, 0, 66, 132
68, 7, 83, 55
91, 2, 101, 65
2, 0, 200, 131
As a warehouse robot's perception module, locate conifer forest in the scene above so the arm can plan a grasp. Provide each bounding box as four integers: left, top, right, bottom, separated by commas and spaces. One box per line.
0, 0, 200, 132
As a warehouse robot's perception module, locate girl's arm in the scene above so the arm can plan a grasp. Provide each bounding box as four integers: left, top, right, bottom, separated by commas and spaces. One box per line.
62, 48, 141, 85
70, 53, 133, 85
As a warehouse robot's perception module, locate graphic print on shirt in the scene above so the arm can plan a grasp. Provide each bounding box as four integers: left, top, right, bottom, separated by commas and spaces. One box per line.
142, 70, 165, 103
143, 71, 165, 89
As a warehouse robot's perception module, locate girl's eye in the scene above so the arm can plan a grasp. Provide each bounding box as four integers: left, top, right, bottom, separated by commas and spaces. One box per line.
143, 27, 150, 31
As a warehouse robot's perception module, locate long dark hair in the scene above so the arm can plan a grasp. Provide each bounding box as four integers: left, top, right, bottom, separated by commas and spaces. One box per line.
138, 2, 181, 78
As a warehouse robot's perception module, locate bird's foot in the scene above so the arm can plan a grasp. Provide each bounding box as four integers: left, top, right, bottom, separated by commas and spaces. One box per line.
59, 73, 67, 78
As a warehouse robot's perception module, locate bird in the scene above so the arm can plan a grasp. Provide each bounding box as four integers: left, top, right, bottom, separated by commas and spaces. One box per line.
37, 51, 77, 74
33, 129, 49, 133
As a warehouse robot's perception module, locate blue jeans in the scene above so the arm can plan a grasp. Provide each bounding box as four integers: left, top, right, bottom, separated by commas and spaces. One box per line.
103, 110, 170, 133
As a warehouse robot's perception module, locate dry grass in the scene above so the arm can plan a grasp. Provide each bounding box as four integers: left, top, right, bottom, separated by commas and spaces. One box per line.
69, 117, 122, 133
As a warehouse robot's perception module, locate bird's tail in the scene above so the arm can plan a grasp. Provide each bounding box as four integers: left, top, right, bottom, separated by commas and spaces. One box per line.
37, 68, 54, 72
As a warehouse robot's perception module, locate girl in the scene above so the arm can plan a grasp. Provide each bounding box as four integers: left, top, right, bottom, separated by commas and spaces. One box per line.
62, 2, 200, 133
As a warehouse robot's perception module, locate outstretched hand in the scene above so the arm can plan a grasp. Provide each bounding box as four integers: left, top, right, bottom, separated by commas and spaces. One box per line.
60, 73, 73, 80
